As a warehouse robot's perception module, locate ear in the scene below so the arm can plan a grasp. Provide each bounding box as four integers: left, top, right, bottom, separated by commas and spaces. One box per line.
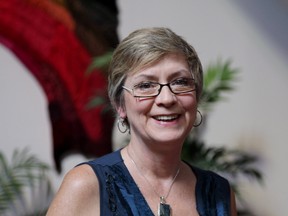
117, 106, 127, 119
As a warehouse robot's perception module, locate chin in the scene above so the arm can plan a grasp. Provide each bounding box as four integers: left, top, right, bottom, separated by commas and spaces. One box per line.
150, 130, 186, 143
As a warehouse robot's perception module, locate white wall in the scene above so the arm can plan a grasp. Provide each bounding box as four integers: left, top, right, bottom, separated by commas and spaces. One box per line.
1, 0, 287, 215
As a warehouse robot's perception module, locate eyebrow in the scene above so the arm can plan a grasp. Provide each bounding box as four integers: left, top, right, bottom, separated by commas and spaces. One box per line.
133, 69, 192, 81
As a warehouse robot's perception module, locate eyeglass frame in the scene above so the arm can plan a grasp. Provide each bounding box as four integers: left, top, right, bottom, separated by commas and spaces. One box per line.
122, 78, 196, 98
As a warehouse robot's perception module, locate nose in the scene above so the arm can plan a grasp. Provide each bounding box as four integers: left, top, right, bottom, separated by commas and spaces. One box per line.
154, 85, 176, 106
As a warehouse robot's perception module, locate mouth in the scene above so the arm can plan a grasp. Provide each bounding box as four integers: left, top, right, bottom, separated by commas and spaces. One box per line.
153, 114, 179, 122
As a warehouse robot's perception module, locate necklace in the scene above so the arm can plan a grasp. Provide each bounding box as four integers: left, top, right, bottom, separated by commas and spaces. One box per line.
126, 148, 180, 216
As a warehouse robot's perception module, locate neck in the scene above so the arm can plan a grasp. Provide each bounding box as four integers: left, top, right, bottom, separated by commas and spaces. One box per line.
125, 145, 182, 216
127, 146, 180, 195
125, 143, 182, 179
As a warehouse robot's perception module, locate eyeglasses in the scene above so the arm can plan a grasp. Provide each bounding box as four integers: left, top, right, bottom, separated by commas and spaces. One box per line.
122, 77, 196, 98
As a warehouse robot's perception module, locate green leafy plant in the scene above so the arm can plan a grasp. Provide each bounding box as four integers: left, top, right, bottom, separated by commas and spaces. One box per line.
200, 59, 239, 111
85, 51, 114, 112
0, 148, 53, 216
86, 51, 114, 75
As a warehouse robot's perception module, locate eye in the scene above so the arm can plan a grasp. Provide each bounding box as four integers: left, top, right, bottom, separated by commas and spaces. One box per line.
134, 82, 158, 91
171, 77, 192, 86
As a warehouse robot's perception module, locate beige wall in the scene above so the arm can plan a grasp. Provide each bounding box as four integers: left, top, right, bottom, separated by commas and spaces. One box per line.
1, 1, 287, 215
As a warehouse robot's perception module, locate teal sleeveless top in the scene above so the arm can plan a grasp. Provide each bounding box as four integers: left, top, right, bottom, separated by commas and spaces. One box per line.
82, 150, 231, 215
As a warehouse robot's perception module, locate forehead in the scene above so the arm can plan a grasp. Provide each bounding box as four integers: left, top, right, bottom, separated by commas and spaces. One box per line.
127, 53, 190, 79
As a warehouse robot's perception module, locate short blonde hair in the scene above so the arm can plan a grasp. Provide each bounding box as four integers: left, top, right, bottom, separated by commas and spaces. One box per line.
108, 27, 203, 111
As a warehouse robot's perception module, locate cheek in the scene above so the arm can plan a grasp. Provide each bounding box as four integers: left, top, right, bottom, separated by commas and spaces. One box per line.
125, 96, 154, 118
181, 94, 197, 108
181, 97, 198, 119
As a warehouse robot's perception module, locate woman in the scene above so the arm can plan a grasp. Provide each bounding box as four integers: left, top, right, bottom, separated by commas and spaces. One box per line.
47, 27, 237, 216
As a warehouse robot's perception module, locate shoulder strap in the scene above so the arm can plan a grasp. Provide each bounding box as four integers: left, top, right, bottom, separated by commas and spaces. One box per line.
192, 166, 231, 216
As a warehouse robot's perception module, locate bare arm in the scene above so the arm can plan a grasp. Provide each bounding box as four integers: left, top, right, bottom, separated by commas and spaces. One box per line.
46, 165, 100, 216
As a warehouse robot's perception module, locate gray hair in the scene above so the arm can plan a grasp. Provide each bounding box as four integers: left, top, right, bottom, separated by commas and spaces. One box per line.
108, 27, 203, 111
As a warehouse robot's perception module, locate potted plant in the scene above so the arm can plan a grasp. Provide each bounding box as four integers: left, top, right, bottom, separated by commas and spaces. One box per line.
0, 148, 53, 216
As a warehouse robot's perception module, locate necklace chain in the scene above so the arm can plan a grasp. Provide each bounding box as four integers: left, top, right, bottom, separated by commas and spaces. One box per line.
126, 147, 180, 203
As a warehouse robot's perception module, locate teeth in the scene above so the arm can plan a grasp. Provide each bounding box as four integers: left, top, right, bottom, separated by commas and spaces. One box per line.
154, 115, 178, 121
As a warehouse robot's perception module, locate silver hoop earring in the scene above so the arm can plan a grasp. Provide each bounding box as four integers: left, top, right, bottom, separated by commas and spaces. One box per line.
117, 117, 128, 133
193, 110, 203, 127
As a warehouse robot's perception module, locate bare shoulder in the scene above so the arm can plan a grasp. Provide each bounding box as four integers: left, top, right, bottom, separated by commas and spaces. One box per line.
46, 164, 100, 216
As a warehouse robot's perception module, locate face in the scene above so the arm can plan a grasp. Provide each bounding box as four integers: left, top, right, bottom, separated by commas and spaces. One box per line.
118, 53, 198, 148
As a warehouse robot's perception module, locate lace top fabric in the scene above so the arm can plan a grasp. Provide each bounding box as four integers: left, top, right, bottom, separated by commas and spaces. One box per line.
82, 150, 231, 216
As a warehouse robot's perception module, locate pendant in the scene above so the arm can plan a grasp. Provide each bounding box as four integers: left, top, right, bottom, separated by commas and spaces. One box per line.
158, 197, 171, 216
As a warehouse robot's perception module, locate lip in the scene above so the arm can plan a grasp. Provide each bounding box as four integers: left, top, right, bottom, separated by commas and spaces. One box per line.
152, 114, 180, 122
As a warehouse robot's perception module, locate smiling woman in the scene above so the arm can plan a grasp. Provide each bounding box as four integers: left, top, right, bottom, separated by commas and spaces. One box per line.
119, 53, 197, 147
47, 27, 237, 216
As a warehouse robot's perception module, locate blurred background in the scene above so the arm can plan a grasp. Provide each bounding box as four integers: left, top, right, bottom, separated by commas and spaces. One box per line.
1, 0, 288, 215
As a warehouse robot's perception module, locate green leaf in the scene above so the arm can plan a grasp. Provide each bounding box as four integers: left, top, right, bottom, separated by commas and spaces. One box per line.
200, 59, 239, 112
86, 51, 114, 75
0, 148, 53, 215
86, 96, 106, 109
